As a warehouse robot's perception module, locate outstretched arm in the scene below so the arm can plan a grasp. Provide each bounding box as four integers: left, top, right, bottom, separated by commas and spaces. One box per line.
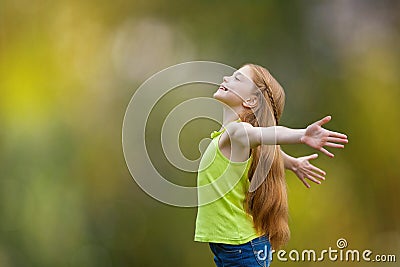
281, 150, 326, 188
231, 116, 348, 157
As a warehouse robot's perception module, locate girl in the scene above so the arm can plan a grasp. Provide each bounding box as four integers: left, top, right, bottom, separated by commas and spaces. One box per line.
194, 63, 348, 267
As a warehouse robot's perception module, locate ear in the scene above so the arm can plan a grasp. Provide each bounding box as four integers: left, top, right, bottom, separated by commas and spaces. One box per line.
242, 95, 258, 108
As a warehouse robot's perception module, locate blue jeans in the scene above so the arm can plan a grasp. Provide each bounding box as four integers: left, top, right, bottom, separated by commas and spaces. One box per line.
209, 235, 272, 267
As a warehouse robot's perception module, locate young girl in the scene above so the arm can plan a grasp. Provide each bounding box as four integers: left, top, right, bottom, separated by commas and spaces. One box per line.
194, 63, 348, 267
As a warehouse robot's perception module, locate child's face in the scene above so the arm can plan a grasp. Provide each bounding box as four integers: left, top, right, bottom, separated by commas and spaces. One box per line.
213, 65, 258, 109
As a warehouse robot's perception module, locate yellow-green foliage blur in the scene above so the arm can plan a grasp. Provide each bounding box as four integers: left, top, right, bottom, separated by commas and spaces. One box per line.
0, 1, 399, 266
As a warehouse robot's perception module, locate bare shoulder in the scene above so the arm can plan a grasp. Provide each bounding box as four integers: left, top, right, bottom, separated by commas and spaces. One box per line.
225, 121, 259, 147
224, 121, 253, 134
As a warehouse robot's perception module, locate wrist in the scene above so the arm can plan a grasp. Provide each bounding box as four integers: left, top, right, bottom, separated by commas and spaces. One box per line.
290, 159, 299, 172
299, 128, 306, 144
285, 154, 297, 171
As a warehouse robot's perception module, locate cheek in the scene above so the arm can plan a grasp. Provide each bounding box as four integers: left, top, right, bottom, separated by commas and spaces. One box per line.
229, 91, 245, 103
238, 85, 256, 99
230, 81, 252, 97
230, 88, 249, 102
217, 92, 243, 106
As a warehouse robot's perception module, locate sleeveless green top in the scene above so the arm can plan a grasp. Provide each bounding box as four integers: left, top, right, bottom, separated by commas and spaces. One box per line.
194, 122, 261, 244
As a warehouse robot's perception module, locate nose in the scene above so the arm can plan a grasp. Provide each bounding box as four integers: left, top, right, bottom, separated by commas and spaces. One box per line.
223, 76, 228, 82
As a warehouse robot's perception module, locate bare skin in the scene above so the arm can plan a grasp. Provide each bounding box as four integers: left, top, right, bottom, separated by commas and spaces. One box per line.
213, 65, 348, 188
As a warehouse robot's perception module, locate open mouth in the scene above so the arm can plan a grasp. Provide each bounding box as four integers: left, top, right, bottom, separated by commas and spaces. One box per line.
219, 85, 229, 91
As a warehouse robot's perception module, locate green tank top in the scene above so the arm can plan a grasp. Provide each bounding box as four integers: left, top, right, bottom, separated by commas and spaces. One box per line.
194, 122, 261, 244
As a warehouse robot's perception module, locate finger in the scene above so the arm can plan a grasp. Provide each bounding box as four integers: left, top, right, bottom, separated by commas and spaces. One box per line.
310, 164, 326, 176
315, 115, 331, 126
325, 142, 345, 149
328, 131, 348, 140
306, 153, 318, 160
327, 137, 348, 143
306, 170, 325, 181
320, 147, 334, 158
305, 174, 321, 184
300, 177, 311, 188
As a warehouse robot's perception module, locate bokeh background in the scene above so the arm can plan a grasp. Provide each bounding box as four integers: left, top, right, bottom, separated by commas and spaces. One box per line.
1, 0, 399, 266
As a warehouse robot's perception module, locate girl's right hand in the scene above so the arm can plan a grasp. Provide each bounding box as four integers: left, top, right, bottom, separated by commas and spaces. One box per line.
300, 116, 348, 158
291, 154, 326, 188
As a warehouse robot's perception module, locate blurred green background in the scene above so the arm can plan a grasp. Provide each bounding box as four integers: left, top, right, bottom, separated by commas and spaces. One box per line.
1, 0, 399, 266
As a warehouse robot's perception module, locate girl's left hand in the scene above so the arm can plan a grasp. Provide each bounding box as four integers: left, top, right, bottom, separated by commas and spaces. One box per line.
291, 154, 326, 188
300, 116, 348, 158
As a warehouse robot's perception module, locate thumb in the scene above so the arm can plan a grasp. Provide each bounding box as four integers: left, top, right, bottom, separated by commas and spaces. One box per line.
316, 115, 331, 126
307, 153, 319, 160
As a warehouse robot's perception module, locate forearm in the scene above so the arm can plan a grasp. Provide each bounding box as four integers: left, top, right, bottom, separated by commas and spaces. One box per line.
259, 126, 305, 145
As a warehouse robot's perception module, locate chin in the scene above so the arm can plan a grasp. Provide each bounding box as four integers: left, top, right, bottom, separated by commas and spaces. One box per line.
213, 92, 225, 102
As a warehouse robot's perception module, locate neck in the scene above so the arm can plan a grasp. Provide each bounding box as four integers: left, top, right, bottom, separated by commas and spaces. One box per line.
222, 105, 243, 126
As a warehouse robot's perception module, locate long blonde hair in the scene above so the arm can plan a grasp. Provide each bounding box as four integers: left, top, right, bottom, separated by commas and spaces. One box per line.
239, 63, 289, 249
